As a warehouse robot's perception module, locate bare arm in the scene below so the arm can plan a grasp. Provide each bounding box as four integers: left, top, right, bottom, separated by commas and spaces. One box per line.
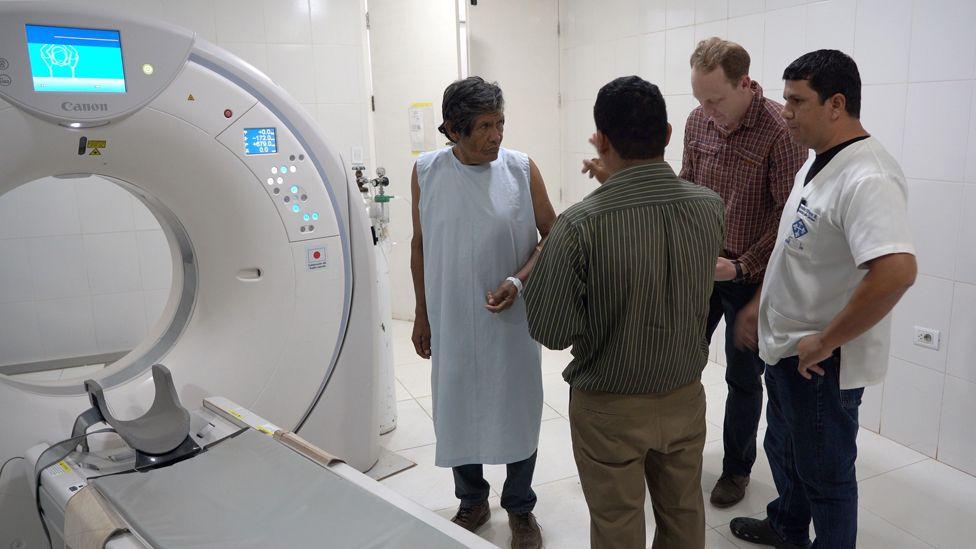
409, 164, 431, 358
486, 158, 557, 313
796, 252, 917, 377
515, 158, 557, 281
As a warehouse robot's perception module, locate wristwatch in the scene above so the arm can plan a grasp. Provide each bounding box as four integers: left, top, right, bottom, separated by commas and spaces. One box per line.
732, 260, 744, 281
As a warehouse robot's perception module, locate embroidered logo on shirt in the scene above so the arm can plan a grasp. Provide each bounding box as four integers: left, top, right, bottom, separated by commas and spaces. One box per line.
792, 219, 809, 238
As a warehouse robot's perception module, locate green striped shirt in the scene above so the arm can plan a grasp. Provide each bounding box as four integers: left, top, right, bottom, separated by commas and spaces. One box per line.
524, 161, 725, 394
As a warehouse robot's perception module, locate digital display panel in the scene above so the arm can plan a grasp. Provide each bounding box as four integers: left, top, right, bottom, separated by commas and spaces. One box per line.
26, 24, 126, 93
244, 128, 278, 155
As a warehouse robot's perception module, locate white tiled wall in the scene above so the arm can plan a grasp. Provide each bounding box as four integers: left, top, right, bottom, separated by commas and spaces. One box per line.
0, 177, 171, 366
558, 0, 976, 476
0, 0, 373, 368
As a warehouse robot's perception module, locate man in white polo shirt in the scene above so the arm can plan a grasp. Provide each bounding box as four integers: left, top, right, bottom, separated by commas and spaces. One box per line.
728, 50, 917, 549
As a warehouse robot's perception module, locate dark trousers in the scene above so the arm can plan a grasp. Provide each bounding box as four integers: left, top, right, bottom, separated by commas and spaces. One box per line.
453, 451, 538, 514
705, 280, 766, 477
764, 354, 862, 548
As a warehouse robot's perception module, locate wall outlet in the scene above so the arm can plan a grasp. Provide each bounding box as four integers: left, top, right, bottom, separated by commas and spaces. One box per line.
914, 326, 941, 350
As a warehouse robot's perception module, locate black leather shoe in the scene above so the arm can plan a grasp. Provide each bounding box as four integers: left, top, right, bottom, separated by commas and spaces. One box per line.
710, 474, 750, 507
451, 500, 490, 532
729, 517, 810, 548
509, 512, 542, 549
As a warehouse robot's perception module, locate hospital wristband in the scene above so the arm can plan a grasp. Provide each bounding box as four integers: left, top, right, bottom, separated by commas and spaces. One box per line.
506, 276, 524, 296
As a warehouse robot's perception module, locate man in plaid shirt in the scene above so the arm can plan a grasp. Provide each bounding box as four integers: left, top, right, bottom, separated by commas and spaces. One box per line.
681, 37, 807, 508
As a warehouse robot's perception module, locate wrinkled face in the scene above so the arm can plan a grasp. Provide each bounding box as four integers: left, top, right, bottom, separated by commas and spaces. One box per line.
452, 111, 505, 164
691, 67, 750, 129
781, 79, 830, 150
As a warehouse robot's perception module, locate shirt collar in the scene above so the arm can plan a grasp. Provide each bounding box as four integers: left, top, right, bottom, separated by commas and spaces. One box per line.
740, 80, 764, 129
599, 160, 678, 190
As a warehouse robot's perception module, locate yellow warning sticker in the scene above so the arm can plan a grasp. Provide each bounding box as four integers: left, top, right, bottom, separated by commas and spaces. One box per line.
257, 425, 274, 436
87, 139, 107, 156
228, 409, 245, 420
187, 94, 195, 101
58, 461, 71, 473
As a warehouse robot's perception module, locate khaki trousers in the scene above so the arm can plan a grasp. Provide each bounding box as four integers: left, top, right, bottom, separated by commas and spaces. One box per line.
569, 381, 707, 549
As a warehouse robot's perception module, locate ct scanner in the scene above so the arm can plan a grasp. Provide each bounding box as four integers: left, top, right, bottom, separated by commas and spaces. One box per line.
0, 3, 489, 547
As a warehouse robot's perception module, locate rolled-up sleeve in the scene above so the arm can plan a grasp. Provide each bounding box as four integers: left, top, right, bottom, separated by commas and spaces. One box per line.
523, 215, 586, 350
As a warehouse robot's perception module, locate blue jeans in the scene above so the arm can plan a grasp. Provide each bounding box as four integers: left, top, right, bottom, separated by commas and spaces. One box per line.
453, 451, 537, 514
764, 353, 863, 548
705, 281, 766, 477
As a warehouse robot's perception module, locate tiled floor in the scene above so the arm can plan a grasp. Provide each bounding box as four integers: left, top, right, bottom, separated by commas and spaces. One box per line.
380, 320, 976, 549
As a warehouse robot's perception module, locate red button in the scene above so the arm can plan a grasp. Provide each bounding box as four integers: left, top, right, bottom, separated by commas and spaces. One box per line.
223, 109, 233, 118
313, 251, 321, 259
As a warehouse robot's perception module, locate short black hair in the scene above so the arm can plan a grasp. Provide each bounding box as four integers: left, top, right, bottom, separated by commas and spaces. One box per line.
782, 49, 861, 118
593, 76, 668, 159
437, 76, 504, 142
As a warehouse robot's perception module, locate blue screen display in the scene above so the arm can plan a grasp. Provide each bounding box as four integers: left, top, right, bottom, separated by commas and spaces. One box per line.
244, 128, 278, 155
26, 24, 126, 93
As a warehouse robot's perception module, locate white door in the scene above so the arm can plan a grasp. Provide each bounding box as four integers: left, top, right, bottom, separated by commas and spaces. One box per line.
367, 0, 460, 320
466, 0, 561, 207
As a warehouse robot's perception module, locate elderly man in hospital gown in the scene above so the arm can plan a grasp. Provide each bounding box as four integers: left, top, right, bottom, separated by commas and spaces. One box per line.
409, 76, 556, 549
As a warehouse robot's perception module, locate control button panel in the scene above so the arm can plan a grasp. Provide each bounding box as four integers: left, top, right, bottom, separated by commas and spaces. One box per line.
215, 102, 339, 242
264, 161, 322, 235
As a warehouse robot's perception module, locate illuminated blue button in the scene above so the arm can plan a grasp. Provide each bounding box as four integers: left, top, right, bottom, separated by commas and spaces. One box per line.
281, 166, 288, 173
303, 213, 310, 222
311, 212, 319, 221
292, 204, 300, 213
290, 185, 299, 194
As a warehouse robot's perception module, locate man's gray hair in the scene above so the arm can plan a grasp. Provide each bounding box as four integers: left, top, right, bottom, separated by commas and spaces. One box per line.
437, 76, 504, 142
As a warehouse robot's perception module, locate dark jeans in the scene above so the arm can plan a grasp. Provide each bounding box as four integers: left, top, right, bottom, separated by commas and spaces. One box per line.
453, 451, 538, 514
705, 280, 766, 477
764, 353, 863, 548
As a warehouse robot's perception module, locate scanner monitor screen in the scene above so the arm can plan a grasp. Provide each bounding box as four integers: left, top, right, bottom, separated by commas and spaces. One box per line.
243, 127, 278, 155
26, 24, 126, 93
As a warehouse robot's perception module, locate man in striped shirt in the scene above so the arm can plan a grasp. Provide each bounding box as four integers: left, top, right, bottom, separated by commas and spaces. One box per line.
524, 76, 725, 549
682, 38, 807, 508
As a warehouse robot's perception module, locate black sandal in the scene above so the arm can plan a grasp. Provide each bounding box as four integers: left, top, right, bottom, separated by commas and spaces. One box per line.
729, 517, 811, 548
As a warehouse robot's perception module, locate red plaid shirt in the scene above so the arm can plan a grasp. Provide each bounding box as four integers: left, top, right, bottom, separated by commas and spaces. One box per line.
680, 81, 807, 282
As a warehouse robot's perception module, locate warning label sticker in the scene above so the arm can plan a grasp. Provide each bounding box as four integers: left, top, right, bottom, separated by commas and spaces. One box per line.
307, 247, 327, 271
78, 136, 109, 156
87, 139, 107, 156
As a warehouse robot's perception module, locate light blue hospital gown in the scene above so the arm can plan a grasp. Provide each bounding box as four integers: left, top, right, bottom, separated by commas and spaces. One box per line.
417, 146, 543, 467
